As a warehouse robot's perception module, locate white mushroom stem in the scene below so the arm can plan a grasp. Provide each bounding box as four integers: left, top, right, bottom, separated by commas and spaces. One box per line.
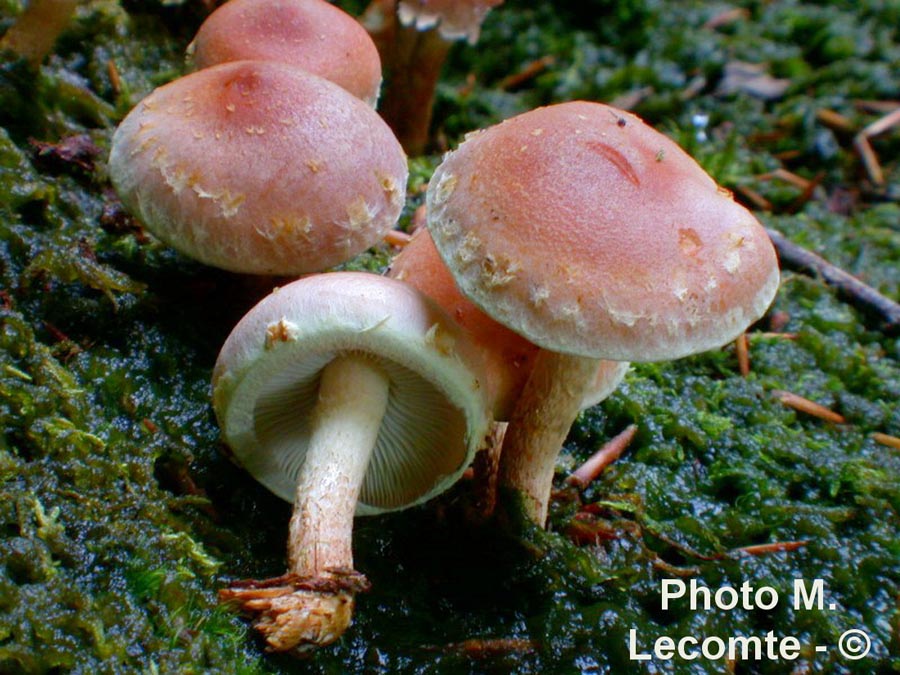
288, 353, 389, 577
221, 353, 389, 653
497, 350, 601, 527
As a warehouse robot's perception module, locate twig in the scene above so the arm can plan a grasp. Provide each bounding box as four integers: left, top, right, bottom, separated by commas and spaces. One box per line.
766, 228, 900, 335
735, 185, 772, 211
106, 59, 122, 96
773, 390, 846, 424
566, 424, 638, 489
854, 134, 884, 186
734, 333, 750, 376
854, 100, 900, 115
757, 167, 814, 190
496, 55, 555, 91
439, 637, 538, 658
702, 7, 749, 30
854, 107, 900, 186
860, 106, 900, 138
785, 172, 824, 214
815, 108, 856, 134
872, 432, 900, 450
731, 540, 808, 556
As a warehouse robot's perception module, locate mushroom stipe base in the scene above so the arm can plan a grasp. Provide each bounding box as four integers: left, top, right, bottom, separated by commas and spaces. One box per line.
220, 569, 371, 653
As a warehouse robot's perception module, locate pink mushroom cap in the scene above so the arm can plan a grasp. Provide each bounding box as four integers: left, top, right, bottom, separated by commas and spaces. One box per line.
109, 60, 407, 275
188, 0, 382, 106
427, 101, 780, 362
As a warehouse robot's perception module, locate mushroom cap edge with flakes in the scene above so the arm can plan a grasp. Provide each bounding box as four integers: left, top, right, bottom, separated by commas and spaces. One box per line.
426, 101, 780, 362
389, 228, 630, 418
109, 60, 407, 275
212, 272, 491, 516
397, 0, 503, 43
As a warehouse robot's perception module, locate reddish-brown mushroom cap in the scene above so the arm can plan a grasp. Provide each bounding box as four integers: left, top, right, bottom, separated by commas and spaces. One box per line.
188, 0, 383, 106
428, 102, 780, 361
108, 61, 407, 275
426, 101, 780, 526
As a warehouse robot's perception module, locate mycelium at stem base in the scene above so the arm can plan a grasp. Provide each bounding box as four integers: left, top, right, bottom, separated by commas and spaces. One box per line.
497, 350, 605, 527
221, 354, 388, 653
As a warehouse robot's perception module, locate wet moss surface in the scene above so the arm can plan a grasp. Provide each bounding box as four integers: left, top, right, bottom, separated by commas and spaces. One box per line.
0, 0, 898, 673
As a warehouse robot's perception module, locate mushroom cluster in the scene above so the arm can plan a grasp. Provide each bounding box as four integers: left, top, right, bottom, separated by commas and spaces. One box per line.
107, 1, 780, 656
424, 101, 780, 525
109, 0, 405, 276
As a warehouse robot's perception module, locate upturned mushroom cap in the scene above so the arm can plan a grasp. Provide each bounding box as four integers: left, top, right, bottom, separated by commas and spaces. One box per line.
188, 0, 382, 106
212, 272, 491, 515
427, 101, 780, 362
109, 61, 407, 275
397, 0, 503, 43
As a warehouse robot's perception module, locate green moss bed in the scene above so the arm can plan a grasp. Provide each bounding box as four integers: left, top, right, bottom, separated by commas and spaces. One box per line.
0, 0, 898, 672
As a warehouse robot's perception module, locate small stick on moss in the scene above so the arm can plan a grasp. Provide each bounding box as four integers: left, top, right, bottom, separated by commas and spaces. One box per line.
765, 228, 900, 335
735, 185, 772, 211
440, 637, 538, 658
651, 556, 701, 577
815, 108, 856, 134
106, 59, 122, 96
566, 424, 638, 490
730, 540, 808, 556
773, 390, 846, 424
734, 333, 750, 376
872, 432, 900, 451
854, 134, 884, 186
496, 55, 555, 91
854, 100, 900, 115
756, 167, 814, 190
854, 107, 900, 186
701, 7, 749, 30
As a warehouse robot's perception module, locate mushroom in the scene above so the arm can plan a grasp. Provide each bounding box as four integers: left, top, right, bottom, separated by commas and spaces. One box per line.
188, 0, 383, 107
388, 228, 628, 516
108, 60, 407, 275
365, 0, 503, 155
426, 101, 781, 525
389, 228, 628, 421
213, 271, 491, 651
